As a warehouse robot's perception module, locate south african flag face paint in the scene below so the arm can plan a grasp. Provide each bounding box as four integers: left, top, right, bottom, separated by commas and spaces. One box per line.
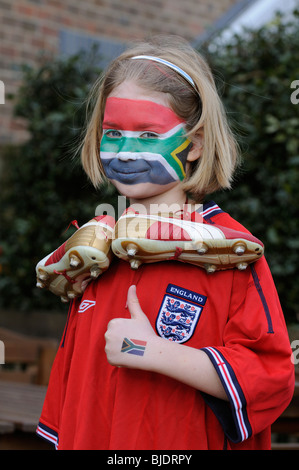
100, 97, 192, 186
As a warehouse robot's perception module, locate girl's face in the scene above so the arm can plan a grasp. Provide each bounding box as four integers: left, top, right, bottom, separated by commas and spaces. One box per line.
100, 80, 193, 200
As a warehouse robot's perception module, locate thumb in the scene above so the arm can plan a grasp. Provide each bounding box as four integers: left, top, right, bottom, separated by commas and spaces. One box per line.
127, 285, 145, 320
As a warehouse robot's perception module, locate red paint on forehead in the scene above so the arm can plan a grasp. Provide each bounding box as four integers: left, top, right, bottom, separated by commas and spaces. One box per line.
103, 97, 184, 132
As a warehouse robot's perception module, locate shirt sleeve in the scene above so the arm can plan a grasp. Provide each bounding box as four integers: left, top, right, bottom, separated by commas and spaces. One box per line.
201, 256, 295, 443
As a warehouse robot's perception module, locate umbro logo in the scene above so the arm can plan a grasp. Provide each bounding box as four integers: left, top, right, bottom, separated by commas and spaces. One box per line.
78, 299, 96, 313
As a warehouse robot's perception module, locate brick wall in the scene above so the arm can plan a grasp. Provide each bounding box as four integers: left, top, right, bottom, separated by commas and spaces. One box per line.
0, 0, 239, 144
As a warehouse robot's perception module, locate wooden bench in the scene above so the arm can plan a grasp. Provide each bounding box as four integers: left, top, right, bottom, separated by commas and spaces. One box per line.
0, 380, 51, 449
0, 327, 58, 385
0, 327, 58, 449
271, 371, 299, 450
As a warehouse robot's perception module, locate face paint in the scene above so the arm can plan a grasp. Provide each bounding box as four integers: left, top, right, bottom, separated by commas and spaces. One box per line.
100, 97, 192, 186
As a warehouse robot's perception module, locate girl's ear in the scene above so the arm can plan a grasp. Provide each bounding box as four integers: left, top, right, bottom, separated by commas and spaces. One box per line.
187, 129, 204, 163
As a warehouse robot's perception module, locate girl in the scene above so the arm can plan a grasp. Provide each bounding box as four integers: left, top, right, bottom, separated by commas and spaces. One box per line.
36, 36, 294, 450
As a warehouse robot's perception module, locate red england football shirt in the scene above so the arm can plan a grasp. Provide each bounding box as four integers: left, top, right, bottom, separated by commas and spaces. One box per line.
37, 201, 295, 450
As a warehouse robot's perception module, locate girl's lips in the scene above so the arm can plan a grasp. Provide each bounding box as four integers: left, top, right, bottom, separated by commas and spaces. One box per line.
117, 169, 148, 175
109, 160, 150, 180
110, 159, 150, 174
112, 169, 148, 180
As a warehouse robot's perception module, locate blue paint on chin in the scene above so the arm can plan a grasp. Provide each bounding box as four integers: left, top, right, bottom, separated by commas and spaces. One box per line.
102, 158, 177, 185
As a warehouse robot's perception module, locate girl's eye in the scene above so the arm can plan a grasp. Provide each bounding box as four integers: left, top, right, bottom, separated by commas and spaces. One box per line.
104, 130, 122, 138
140, 132, 159, 139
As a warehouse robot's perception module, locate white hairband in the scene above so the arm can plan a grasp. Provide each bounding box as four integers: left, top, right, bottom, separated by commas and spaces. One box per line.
131, 55, 197, 91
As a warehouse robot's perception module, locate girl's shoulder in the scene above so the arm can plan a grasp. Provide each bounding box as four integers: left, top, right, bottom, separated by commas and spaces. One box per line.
200, 200, 251, 234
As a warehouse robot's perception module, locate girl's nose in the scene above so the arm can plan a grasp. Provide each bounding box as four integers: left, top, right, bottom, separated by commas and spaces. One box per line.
117, 152, 139, 161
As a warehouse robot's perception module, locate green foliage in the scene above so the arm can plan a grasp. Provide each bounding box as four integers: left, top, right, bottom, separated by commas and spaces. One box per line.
202, 11, 299, 322
0, 50, 118, 311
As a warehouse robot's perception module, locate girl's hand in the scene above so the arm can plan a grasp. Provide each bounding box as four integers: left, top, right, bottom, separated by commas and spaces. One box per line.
104, 285, 159, 369
104, 286, 228, 401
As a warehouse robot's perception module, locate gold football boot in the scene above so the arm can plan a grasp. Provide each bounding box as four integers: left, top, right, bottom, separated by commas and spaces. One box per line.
36, 215, 115, 302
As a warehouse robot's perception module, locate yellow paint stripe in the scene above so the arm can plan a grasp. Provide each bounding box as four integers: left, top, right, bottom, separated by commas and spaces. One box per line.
170, 139, 191, 178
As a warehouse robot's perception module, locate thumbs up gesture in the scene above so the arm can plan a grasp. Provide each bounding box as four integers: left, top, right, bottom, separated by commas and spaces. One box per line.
104, 285, 158, 369
105, 286, 229, 399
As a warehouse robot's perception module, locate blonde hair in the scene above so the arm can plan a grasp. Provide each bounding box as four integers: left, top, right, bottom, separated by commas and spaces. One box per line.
81, 35, 239, 201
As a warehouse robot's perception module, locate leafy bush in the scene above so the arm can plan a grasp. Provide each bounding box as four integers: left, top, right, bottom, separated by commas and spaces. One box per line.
203, 11, 299, 322
0, 51, 118, 311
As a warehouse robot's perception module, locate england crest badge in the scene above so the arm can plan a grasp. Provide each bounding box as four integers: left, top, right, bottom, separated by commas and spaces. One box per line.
156, 284, 206, 343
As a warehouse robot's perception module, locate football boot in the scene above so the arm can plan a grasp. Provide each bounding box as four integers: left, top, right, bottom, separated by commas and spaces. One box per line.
112, 208, 264, 272
36, 215, 115, 302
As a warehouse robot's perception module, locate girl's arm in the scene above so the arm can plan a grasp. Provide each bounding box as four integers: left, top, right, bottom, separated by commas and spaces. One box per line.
105, 285, 228, 401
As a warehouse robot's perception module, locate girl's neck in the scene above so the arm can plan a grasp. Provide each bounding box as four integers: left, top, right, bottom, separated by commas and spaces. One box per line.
129, 184, 188, 215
